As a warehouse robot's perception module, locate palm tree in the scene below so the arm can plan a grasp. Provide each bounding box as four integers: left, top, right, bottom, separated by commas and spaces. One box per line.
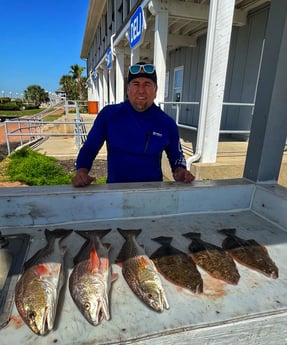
69, 64, 85, 100
59, 75, 77, 100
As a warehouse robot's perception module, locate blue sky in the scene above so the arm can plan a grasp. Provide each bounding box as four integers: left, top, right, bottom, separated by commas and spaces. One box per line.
0, 0, 89, 98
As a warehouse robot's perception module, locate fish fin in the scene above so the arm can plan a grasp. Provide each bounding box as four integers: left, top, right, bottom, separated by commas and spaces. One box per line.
151, 236, 173, 246
112, 273, 119, 282
247, 239, 269, 254
24, 229, 72, 269
217, 228, 237, 236
36, 264, 50, 276
182, 232, 201, 239
45, 228, 73, 241
89, 245, 100, 272
139, 255, 149, 269
117, 228, 142, 240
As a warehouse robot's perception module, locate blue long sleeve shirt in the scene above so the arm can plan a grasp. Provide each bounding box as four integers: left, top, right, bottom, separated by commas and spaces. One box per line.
76, 100, 186, 183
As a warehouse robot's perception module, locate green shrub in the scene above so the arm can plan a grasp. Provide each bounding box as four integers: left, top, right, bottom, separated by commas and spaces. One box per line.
0, 102, 21, 111
8, 148, 73, 185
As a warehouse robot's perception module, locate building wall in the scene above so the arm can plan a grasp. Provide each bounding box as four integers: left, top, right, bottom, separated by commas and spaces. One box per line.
166, 5, 270, 132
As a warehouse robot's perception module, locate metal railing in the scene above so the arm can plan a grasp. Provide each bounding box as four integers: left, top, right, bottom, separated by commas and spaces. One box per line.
3, 100, 92, 155
160, 101, 255, 135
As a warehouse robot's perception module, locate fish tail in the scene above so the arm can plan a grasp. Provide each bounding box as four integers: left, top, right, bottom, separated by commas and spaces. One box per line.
45, 228, 73, 242
217, 228, 237, 236
151, 236, 173, 246
182, 232, 201, 240
75, 229, 112, 242
117, 228, 142, 240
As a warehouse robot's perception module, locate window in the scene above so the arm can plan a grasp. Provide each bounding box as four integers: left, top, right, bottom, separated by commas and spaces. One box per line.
172, 66, 184, 104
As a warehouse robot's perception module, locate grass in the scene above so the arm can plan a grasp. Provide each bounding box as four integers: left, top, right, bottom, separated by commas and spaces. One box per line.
0, 109, 45, 117
1, 147, 107, 186
7, 148, 73, 186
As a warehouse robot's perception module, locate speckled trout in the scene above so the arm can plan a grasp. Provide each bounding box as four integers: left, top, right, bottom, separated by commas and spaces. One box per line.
183, 232, 240, 285
116, 228, 169, 312
14, 229, 72, 335
218, 228, 279, 279
69, 229, 117, 326
150, 236, 203, 293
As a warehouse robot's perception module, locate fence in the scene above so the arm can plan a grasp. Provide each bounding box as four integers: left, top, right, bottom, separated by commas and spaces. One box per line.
3, 101, 92, 155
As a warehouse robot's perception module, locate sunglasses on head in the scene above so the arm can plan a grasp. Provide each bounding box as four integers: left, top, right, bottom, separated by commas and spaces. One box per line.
129, 64, 155, 74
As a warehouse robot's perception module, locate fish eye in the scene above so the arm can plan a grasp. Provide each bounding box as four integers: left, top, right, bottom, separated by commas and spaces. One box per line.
84, 302, 90, 311
28, 311, 36, 321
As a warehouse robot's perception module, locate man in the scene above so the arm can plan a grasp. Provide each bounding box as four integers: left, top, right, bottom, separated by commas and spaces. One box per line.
72, 62, 194, 186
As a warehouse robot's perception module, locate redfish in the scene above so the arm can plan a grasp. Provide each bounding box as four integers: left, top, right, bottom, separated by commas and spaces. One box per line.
116, 228, 169, 312
69, 229, 117, 326
14, 229, 72, 335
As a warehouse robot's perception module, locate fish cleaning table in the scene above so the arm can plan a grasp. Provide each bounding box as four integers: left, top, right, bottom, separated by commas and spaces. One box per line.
0, 179, 287, 345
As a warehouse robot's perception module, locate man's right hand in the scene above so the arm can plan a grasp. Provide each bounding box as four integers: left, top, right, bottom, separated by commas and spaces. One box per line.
72, 168, 96, 187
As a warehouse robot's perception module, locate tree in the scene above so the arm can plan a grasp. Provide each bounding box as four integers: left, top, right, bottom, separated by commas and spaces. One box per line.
23, 85, 49, 107
59, 75, 78, 100
69, 64, 85, 100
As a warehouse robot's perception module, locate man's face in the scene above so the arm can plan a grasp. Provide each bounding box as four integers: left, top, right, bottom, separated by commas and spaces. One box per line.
127, 77, 157, 112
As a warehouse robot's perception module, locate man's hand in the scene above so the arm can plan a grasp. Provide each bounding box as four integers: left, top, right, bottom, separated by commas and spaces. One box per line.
173, 167, 195, 183
72, 168, 96, 187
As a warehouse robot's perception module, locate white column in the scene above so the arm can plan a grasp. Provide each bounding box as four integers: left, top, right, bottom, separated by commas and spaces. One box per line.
109, 68, 116, 104
151, 2, 168, 105
198, 0, 236, 163
102, 67, 109, 106
244, 0, 287, 182
131, 47, 140, 64
98, 70, 104, 111
115, 47, 125, 103
88, 74, 99, 102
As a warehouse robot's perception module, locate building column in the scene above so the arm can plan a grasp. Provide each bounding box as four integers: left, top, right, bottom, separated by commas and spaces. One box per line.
98, 69, 104, 111
149, 0, 168, 105
102, 67, 109, 107
244, 0, 287, 182
115, 47, 125, 103
131, 47, 140, 64
109, 68, 116, 104
198, 0, 235, 163
87, 74, 98, 103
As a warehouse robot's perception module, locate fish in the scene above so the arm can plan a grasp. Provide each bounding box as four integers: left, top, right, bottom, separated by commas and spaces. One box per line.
150, 236, 203, 293
183, 232, 240, 285
116, 228, 169, 312
218, 228, 279, 279
14, 228, 72, 335
69, 229, 117, 326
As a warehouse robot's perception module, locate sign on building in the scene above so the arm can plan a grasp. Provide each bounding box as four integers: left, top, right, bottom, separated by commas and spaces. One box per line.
129, 6, 146, 49
106, 48, 112, 70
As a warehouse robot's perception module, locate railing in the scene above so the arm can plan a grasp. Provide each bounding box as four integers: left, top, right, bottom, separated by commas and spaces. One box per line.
3, 100, 92, 155
160, 101, 255, 135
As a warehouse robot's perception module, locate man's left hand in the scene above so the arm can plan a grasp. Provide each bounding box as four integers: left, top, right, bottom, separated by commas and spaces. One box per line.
173, 167, 195, 183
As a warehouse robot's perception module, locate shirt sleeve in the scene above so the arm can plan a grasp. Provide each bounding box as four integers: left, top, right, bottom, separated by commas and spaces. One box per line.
165, 121, 187, 172
76, 108, 107, 171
